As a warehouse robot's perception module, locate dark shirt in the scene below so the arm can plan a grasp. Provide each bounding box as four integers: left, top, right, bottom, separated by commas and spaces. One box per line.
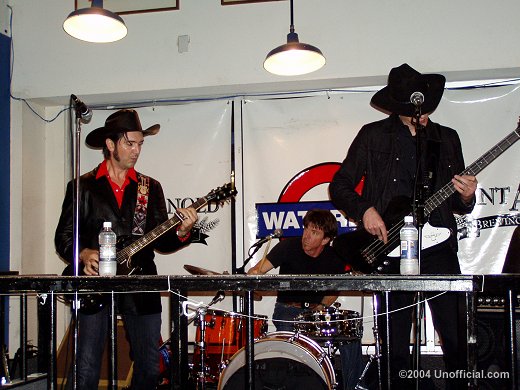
396, 122, 417, 198
330, 114, 475, 252
267, 237, 345, 304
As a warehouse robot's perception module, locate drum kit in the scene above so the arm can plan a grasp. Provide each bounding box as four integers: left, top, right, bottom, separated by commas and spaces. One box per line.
180, 264, 367, 390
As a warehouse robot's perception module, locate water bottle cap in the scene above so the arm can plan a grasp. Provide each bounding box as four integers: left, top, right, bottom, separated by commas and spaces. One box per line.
404, 216, 413, 223
103, 221, 112, 228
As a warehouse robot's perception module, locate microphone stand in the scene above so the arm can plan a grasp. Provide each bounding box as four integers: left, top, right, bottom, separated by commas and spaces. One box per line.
236, 236, 271, 274
411, 105, 426, 389
70, 96, 84, 390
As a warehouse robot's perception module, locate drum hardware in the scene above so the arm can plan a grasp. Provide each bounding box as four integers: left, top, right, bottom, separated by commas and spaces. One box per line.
195, 305, 209, 390
181, 290, 227, 390
355, 293, 382, 390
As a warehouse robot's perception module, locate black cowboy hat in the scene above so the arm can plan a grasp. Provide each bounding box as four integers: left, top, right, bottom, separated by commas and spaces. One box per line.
85, 109, 160, 148
371, 63, 446, 116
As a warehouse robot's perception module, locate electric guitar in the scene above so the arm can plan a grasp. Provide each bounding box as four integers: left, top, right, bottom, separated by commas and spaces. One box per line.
63, 182, 237, 314
334, 121, 520, 274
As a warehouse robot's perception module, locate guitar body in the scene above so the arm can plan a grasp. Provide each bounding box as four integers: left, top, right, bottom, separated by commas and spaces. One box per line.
61, 264, 110, 315
333, 228, 385, 274
334, 220, 451, 274
333, 195, 413, 273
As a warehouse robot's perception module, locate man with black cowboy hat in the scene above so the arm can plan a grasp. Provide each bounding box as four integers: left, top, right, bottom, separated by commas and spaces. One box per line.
55, 109, 198, 389
329, 64, 477, 388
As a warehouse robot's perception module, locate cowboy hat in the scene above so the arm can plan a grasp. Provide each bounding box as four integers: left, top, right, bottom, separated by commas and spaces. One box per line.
371, 63, 446, 116
85, 109, 160, 148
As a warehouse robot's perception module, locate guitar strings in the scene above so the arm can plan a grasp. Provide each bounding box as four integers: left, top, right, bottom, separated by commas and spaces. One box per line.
362, 222, 402, 262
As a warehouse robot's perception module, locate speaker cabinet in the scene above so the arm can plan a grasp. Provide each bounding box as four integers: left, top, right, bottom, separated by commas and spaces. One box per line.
57, 319, 133, 389
477, 309, 518, 390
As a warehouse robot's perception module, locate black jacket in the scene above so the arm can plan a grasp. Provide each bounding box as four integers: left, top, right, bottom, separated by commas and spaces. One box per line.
55, 164, 190, 314
329, 114, 475, 252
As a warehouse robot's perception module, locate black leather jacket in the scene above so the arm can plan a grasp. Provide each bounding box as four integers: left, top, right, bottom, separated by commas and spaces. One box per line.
329, 114, 475, 252
55, 164, 189, 314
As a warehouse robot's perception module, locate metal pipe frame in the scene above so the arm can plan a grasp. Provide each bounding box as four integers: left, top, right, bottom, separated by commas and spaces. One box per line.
2, 273, 520, 389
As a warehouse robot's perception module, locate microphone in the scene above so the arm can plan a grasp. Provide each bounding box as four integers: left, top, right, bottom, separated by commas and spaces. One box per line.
71, 94, 92, 123
410, 91, 424, 107
253, 229, 283, 247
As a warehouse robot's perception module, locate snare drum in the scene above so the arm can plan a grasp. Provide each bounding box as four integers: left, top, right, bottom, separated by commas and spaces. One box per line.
192, 310, 268, 382
294, 308, 363, 341
218, 331, 336, 390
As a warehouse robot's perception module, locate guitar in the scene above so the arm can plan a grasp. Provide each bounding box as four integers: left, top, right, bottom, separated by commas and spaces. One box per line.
63, 182, 237, 313
333, 122, 520, 274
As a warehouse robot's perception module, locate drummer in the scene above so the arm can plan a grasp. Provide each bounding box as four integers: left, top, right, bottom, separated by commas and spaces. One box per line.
247, 209, 363, 390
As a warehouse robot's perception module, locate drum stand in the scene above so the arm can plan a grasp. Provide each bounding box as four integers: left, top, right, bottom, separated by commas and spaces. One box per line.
355, 293, 382, 390
194, 306, 209, 390
185, 291, 224, 390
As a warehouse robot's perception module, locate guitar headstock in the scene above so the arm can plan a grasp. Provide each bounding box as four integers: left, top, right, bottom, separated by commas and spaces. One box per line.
205, 182, 238, 204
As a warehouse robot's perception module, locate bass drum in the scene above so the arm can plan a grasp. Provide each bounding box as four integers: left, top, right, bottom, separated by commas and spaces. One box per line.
217, 331, 336, 390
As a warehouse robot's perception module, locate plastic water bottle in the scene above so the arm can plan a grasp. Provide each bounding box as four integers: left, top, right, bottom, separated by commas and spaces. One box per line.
400, 216, 419, 275
98, 221, 117, 276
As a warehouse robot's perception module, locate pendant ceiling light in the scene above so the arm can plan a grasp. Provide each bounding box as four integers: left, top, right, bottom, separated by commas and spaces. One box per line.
263, 0, 325, 76
63, 0, 127, 43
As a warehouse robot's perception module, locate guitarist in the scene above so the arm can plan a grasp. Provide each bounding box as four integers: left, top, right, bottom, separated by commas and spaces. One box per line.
55, 109, 198, 389
329, 64, 477, 389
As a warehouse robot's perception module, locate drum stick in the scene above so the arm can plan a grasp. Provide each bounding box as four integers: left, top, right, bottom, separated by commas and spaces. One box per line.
256, 236, 272, 273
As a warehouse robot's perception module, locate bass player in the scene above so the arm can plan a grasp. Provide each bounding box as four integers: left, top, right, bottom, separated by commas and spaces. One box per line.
329, 64, 477, 389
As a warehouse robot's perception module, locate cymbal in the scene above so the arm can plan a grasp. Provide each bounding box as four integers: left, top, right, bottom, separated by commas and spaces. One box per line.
184, 264, 221, 276
183, 264, 262, 301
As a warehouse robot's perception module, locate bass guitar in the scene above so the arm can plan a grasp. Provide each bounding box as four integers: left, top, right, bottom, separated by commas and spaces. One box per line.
63, 182, 237, 314
334, 122, 520, 274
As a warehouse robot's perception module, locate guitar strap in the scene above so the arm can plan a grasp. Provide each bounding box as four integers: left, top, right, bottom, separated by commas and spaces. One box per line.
132, 173, 150, 236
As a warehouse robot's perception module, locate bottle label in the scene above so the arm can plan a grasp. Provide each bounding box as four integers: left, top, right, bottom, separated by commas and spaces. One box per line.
400, 239, 418, 260
100, 245, 116, 260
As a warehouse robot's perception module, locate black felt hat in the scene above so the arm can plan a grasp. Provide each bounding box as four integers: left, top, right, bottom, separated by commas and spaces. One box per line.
85, 109, 160, 148
371, 63, 446, 116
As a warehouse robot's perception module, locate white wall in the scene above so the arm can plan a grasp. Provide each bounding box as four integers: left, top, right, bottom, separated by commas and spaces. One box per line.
6, 0, 520, 105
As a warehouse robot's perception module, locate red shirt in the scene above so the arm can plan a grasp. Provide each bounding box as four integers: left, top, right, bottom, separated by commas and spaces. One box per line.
96, 160, 137, 207
96, 160, 190, 241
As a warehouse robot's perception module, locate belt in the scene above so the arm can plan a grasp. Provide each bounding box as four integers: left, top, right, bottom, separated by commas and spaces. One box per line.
281, 301, 323, 310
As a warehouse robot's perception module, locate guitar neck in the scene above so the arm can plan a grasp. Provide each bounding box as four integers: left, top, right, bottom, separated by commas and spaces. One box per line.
116, 196, 209, 263
425, 127, 520, 216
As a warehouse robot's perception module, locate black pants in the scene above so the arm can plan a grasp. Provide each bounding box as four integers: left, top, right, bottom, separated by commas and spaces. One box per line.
377, 244, 467, 390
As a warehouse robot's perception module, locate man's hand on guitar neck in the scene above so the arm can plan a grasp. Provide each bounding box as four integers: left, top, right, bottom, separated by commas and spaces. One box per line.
176, 206, 198, 237
80, 248, 100, 275
362, 207, 388, 244
452, 174, 478, 204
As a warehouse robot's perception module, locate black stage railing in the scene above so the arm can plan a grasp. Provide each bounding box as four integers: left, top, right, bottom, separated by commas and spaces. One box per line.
0, 274, 518, 389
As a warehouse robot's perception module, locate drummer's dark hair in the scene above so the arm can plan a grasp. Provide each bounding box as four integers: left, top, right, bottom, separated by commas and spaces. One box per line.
303, 209, 338, 240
